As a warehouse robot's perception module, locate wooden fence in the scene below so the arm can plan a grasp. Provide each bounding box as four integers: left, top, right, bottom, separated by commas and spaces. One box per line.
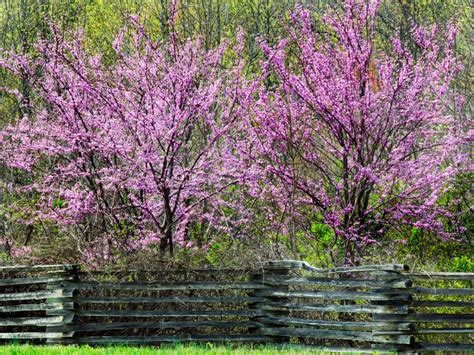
0, 261, 472, 352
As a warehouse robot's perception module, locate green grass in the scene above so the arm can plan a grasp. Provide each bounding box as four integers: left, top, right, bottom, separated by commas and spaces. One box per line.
0, 344, 368, 355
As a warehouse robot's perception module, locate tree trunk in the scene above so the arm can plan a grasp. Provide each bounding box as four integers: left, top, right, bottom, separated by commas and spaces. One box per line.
160, 187, 174, 255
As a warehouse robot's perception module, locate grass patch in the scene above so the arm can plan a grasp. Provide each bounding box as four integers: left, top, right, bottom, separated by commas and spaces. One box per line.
0, 343, 352, 355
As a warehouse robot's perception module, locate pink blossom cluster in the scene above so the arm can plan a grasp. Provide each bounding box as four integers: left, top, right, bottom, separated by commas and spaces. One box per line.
1, 18, 247, 257
0, 0, 469, 264
240, 0, 469, 262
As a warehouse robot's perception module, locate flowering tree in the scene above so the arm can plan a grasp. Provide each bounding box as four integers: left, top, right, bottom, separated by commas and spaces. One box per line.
0, 15, 245, 258
244, 0, 468, 264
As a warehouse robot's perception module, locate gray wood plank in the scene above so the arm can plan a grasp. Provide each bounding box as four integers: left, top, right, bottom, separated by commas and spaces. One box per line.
0, 332, 64, 339
262, 327, 413, 345
407, 272, 474, 281
76, 309, 265, 318
412, 300, 474, 308
382, 287, 474, 296
0, 289, 67, 301
264, 261, 408, 273
0, 302, 74, 313
49, 320, 261, 332
0, 276, 73, 287
76, 296, 265, 304
71, 334, 271, 344
0, 265, 75, 272
261, 316, 412, 330
413, 328, 474, 334
261, 327, 374, 341
257, 289, 410, 301
418, 343, 474, 351
261, 302, 409, 314
63, 281, 266, 291
376, 314, 474, 323
258, 276, 411, 289
0, 316, 64, 326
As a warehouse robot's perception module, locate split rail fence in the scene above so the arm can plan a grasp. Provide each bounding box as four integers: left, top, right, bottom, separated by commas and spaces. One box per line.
0, 261, 472, 352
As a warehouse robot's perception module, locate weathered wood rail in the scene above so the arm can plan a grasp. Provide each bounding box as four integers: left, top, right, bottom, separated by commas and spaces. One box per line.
0, 261, 472, 352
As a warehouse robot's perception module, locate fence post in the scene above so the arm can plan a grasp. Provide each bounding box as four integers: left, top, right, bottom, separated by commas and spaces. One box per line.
370, 264, 415, 352
45, 264, 79, 344
250, 260, 298, 343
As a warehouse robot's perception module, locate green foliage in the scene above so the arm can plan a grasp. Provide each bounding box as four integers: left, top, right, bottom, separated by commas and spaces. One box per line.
113, 220, 135, 237
451, 256, 473, 272
205, 241, 224, 265
408, 227, 421, 249
439, 172, 474, 240
310, 222, 334, 245
52, 198, 67, 209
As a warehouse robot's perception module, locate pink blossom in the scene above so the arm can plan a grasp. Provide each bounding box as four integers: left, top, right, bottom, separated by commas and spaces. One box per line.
240, 1, 468, 263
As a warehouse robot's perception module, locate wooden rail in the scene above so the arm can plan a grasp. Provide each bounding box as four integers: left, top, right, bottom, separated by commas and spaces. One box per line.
0, 261, 472, 352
